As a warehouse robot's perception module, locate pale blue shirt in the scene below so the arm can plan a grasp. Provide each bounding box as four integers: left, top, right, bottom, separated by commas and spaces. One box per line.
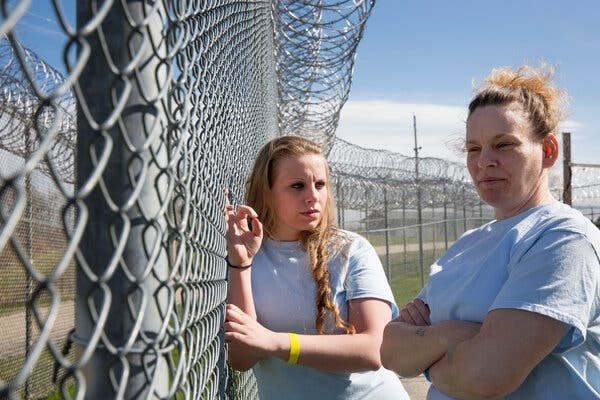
419, 202, 600, 399
250, 231, 409, 400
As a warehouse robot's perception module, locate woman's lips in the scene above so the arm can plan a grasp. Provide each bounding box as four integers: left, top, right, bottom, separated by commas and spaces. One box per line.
478, 177, 505, 186
301, 210, 319, 216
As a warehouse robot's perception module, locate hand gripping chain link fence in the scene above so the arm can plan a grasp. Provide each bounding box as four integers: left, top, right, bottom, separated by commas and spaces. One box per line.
1, 1, 599, 399
0, 0, 376, 398
0, 0, 276, 398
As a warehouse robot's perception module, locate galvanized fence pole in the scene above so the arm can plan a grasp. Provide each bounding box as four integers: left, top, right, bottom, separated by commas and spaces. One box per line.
430, 195, 436, 256
416, 185, 424, 287
364, 186, 369, 240
75, 1, 170, 398
562, 132, 572, 205
340, 182, 345, 229
479, 200, 483, 225
383, 187, 390, 281
24, 112, 33, 400
443, 183, 448, 250
462, 187, 467, 232
453, 198, 459, 242
336, 180, 342, 227
402, 190, 407, 269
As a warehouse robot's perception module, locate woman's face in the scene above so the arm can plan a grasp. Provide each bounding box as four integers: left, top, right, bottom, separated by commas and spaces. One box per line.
269, 154, 329, 240
466, 103, 555, 220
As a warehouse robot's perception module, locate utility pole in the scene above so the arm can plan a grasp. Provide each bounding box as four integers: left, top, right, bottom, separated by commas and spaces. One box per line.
562, 132, 572, 205
413, 115, 424, 286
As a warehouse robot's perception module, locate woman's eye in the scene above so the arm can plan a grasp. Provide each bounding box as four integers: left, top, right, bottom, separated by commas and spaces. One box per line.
497, 142, 513, 149
466, 147, 480, 153
291, 182, 304, 189
315, 181, 326, 189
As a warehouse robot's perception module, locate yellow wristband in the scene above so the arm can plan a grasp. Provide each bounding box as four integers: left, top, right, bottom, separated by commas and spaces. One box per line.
287, 332, 300, 364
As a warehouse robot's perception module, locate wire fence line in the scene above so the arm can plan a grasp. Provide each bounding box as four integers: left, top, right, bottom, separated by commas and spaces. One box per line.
327, 135, 600, 293
1, 0, 277, 398
1, 1, 599, 399
0, 0, 376, 398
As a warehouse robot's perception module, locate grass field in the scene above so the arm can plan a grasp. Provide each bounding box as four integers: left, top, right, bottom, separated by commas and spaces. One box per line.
384, 249, 440, 307
0, 349, 75, 400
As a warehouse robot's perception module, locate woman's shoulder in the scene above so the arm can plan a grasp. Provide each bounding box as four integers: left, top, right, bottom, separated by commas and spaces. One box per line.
328, 229, 380, 261
332, 229, 371, 249
535, 202, 600, 237
515, 203, 600, 253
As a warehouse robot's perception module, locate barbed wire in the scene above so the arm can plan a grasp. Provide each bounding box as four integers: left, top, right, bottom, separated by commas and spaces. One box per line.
328, 136, 481, 210
572, 165, 600, 203
273, 0, 376, 154
0, 40, 75, 183
1, 38, 597, 211
0, 2, 599, 398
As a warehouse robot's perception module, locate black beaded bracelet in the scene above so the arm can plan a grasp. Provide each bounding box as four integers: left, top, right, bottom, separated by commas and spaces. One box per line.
226, 259, 252, 270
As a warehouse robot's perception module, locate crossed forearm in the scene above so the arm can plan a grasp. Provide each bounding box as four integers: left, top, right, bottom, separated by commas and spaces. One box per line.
380, 320, 480, 378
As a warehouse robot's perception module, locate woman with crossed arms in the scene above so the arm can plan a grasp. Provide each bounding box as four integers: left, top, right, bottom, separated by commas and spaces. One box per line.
381, 65, 600, 399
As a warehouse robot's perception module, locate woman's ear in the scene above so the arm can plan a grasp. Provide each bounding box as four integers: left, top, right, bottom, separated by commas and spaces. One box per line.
542, 134, 559, 167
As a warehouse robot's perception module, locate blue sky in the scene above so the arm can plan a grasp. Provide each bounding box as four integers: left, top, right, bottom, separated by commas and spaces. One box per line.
10, 1, 600, 164
338, 1, 600, 164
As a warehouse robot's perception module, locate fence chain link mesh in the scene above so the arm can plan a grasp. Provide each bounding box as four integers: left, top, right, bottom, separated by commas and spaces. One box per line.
0, 0, 380, 398
0, 0, 277, 398
1, 0, 598, 399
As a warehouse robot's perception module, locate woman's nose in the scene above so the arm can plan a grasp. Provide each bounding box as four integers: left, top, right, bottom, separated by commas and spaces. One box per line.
478, 148, 498, 168
305, 186, 318, 202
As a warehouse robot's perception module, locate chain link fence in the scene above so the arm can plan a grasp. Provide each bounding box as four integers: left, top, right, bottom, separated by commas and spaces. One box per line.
0, 0, 376, 398
2, 1, 598, 399
0, 0, 277, 398
327, 137, 496, 305
330, 137, 600, 306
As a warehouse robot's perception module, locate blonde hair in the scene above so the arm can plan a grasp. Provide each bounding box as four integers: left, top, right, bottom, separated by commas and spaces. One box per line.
469, 64, 568, 139
246, 135, 355, 335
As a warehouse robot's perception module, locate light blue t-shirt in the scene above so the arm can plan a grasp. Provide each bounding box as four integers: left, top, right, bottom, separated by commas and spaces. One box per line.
419, 202, 600, 400
251, 230, 409, 400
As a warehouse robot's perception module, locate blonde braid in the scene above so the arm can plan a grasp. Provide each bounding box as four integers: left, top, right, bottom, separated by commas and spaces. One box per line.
301, 229, 355, 335
246, 135, 355, 335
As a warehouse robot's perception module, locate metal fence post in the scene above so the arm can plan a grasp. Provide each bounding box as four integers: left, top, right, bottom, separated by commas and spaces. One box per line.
562, 132, 572, 205
75, 1, 170, 398
462, 187, 467, 232
430, 195, 436, 256
479, 200, 483, 225
340, 182, 345, 229
24, 112, 33, 400
336, 180, 342, 227
416, 185, 424, 287
443, 183, 448, 250
364, 185, 369, 240
383, 187, 391, 281
401, 190, 407, 269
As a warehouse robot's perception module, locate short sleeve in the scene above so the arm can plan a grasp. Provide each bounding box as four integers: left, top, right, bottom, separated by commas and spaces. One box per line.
344, 235, 399, 318
491, 230, 599, 353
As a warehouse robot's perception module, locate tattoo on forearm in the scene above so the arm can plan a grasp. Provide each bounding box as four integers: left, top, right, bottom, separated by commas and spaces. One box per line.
415, 327, 425, 337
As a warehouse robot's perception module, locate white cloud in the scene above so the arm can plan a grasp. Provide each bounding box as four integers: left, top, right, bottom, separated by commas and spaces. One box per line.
336, 100, 592, 164
336, 100, 468, 163
560, 120, 586, 142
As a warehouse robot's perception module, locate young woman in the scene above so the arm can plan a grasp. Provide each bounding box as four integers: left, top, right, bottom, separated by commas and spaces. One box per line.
224, 136, 408, 400
381, 65, 600, 399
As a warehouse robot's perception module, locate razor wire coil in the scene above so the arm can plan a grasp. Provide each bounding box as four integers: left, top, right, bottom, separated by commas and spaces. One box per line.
0, 1, 598, 399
